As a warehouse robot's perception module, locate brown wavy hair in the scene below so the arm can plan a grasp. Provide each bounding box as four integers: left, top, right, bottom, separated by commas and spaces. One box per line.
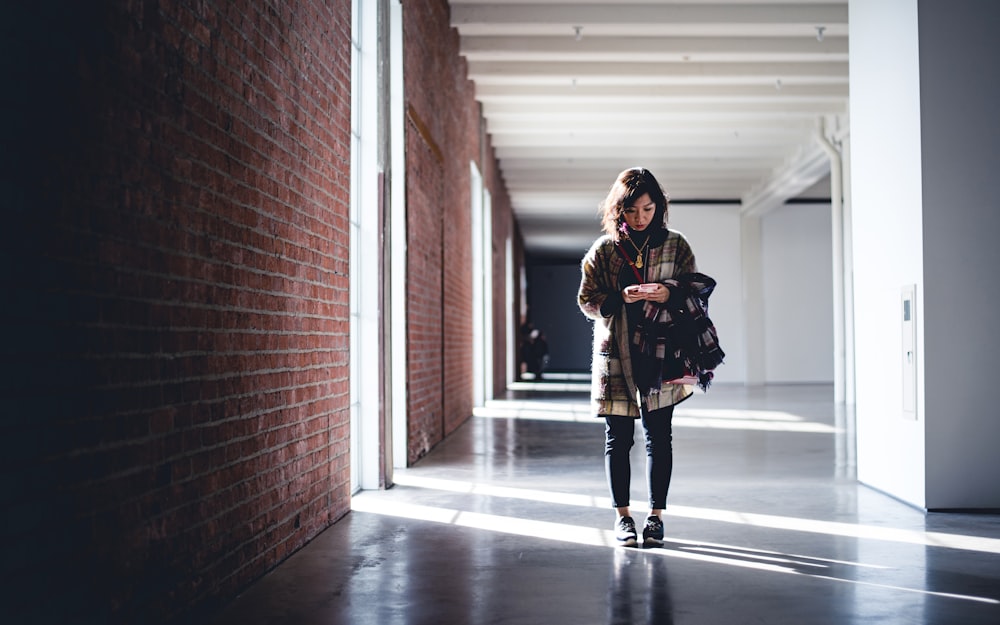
599, 167, 670, 242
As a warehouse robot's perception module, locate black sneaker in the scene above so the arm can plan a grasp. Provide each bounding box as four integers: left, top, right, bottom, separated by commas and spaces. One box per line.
642, 515, 664, 547
615, 516, 638, 546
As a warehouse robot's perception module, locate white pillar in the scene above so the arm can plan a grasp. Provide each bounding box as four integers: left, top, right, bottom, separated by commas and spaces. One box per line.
817, 118, 845, 403
841, 133, 856, 406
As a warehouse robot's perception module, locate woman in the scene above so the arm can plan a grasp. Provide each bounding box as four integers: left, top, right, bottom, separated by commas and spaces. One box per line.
577, 167, 698, 547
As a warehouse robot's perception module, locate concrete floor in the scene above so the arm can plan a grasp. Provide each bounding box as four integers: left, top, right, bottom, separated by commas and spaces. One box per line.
209, 382, 1000, 625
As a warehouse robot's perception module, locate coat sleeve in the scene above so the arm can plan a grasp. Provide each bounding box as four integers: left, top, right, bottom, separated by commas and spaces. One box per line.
578, 237, 616, 321
661, 231, 698, 304
673, 232, 697, 277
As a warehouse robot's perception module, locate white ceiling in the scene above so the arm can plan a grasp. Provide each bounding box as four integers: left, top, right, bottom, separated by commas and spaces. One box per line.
450, 0, 849, 257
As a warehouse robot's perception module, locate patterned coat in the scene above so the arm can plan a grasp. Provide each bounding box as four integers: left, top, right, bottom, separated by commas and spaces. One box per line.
578, 229, 697, 417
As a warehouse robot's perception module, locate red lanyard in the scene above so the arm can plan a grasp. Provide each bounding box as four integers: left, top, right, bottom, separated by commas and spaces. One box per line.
615, 242, 645, 283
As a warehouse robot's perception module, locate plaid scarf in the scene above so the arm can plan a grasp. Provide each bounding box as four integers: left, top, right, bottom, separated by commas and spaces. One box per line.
632, 272, 725, 392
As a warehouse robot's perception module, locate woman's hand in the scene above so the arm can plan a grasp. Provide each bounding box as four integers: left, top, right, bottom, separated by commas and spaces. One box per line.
623, 283, 670, 304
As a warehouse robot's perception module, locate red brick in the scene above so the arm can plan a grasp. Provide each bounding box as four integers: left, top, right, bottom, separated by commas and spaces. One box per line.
3, 0, 520, 622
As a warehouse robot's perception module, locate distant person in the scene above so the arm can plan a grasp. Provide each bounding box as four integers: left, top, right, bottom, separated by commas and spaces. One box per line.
519, 321, 535, 379
528, 329, 548, 379
521, 328, 547, 380
577, 167, 723, 547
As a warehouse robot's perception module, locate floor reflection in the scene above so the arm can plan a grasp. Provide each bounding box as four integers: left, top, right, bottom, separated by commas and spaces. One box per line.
209, 384, 1000, 625
608, 547, 674, 625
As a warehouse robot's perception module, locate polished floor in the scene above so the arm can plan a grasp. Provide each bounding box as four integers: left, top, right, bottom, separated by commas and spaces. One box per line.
209, 381, 1000, 625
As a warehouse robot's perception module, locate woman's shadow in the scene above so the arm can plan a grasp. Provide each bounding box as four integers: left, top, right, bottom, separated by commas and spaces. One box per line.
607, 547, 674, 625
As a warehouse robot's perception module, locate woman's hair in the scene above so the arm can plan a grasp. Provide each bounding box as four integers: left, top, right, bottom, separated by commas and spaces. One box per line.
599, 167, 670, 241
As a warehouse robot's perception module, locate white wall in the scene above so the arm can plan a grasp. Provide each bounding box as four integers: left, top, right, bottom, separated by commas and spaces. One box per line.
671, 204, 745, 385
532, 201, 832, 391
671, 202, 835, 387
851, 0, 1000, 510
917, 0, 1000, 508
761, 204, 833, 383
849, 0, 926, 507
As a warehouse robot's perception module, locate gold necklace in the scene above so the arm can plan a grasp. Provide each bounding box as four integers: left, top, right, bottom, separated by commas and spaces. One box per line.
626, 235, 650, 269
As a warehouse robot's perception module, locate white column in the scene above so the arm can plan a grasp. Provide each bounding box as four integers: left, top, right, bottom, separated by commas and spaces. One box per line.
841, 133, 855, 406
389, 0, 408, 470
817, 118, 845, 403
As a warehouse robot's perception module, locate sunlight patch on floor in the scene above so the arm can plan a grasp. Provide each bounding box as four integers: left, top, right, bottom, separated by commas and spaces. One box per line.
350, 493, 1000, 605
473, 400, 596, 422
390, 473, 1000, 556
474, 400, 838, 433
673, 414, 837, 433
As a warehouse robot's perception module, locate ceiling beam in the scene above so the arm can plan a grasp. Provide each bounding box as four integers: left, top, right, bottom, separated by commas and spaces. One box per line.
460, 36, 847, 62
499, 157, 785, 172
474, 83, 849, 102
467, 61, 849, 85
486, 120, 813, 139
494, 144, 793, 159
482, 99, 847, 117
451, 3, 848, 37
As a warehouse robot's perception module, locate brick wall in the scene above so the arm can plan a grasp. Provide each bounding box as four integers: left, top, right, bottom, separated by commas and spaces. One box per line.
401, 0, 516, 462
1, 1, 352, 623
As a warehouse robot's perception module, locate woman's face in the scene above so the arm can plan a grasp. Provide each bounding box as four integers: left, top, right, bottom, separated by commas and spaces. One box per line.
622, 192, 656, 232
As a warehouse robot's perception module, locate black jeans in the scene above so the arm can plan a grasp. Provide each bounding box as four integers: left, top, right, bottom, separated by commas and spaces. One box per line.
604, 404, 675, 510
